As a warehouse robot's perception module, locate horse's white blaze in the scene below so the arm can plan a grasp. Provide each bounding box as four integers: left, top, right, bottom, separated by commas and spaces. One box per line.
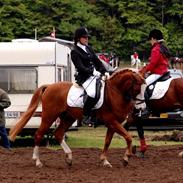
61, 139, 72, 154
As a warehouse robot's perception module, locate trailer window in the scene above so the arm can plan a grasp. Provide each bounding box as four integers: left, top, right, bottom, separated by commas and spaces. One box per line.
57, 66, 71, 82
0, 68, 37, 94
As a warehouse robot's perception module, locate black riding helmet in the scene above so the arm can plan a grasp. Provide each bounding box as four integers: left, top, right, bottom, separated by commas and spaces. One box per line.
74, 27, 89, 45
148, 29, 163, 40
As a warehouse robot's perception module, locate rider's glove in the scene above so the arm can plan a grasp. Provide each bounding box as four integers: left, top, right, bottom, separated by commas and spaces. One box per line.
105, 72, 110, 79
102, 72, 110, 81
93, 70, 101, 77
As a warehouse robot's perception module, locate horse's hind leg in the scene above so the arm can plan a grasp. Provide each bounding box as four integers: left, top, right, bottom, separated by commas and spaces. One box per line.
54, 116, 75, 166
100, 128, 114, 168
125, 114, 147, 156
136, 120, 147, 155
32, 119, 54, 167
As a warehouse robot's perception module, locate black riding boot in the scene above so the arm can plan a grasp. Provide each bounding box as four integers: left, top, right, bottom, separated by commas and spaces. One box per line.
82, 96, 97, 125
140, 107, 151, 119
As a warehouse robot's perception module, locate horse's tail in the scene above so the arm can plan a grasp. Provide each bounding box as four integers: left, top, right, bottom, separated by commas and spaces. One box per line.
9, 85, 48, 141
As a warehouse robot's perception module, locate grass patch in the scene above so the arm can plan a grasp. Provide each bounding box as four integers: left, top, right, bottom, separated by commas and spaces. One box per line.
66, 127, 127, 148
13, 127, 183, 148
61, 127, 183, 149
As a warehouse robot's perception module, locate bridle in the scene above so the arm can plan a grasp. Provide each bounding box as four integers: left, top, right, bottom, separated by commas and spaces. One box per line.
106, 71, 143, 102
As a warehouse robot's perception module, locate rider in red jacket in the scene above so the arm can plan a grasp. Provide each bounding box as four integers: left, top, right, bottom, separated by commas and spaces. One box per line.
135, 29, 170, 118
133, 52, 138, 60
146, 42, 168, 75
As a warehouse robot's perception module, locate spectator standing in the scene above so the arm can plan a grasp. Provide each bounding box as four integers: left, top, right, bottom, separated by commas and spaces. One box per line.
0, 88, 11, 149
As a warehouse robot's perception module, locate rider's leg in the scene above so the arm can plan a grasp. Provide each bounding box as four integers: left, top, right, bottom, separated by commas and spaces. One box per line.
82, 96, 98, 125
135, 74, 161, 117
135, 83, 147, 110
82, 76, 98, 125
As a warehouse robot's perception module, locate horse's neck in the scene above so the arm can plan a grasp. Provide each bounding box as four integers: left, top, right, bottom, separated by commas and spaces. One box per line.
105, 80, 125, 108
107, 75, 128, 94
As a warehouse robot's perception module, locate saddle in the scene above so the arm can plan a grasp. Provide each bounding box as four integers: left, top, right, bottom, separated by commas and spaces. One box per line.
67, 78, 105, 109
145, 71, 172, 100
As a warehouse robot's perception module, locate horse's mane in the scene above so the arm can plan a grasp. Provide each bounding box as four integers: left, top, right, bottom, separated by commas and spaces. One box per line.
109, 68, 138, 81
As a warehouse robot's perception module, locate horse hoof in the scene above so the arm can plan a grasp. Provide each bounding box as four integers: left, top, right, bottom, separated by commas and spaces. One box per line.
36, 162, 43, 168
65, 153, 72, 166
103, 161, 112, 168
122, 159, 128, 167
101, 159, 112, 168
178, 151, 183, 158
65, 158, 72, 166
104, 163, 112, 168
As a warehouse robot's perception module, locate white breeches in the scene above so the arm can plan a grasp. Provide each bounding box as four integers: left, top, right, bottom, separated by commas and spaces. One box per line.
135, 74, 161, 109
82, 76, 98, 98
145, 74, 162, 86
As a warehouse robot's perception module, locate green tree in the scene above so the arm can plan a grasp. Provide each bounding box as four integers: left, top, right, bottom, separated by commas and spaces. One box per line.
0, 0, 183, 58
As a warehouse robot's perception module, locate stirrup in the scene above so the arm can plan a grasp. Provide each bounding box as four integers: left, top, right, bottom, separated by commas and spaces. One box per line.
81, 115, 92, 125
134, 108, 150, 119
139, 108, 150, 119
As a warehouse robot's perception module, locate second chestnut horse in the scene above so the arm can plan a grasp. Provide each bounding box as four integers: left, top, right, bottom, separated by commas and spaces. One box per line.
125, 68, 183, 157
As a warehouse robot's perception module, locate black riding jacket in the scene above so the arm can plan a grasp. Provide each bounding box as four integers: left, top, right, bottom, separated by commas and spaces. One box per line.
71, 45, 107, 85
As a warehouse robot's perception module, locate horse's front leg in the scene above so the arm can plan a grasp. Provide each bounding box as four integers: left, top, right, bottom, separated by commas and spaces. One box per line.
111, 120, 133, 166
54, 119, 73, 166
61, 139, 72, 166
100, 128, 114, 168
136, 120, 148, 157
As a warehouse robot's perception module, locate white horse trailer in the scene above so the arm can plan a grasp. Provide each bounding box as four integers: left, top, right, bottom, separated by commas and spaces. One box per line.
0, 38, 75, 136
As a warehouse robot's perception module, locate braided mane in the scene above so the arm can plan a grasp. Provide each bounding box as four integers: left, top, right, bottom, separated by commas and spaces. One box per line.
109, 68, 138, 81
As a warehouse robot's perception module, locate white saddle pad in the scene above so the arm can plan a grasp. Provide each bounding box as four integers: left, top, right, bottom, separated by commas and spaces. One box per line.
67, 81, 105, 109
150, 78, 174, 100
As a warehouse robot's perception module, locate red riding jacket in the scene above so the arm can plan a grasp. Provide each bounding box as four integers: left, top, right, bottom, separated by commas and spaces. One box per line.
145, 42, 168, 75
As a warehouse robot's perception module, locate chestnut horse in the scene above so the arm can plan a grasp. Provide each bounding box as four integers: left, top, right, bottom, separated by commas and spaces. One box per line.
125, 68, 183, 156
9, 69, 144, 168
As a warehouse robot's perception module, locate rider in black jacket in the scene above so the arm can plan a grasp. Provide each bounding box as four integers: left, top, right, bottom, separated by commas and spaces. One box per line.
71, 27, 108, 125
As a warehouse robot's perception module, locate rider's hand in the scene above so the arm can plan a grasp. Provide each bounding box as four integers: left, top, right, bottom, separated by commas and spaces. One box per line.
139, 66, 146, 73
93, 70, 101, 77
105, 72, 110, 79
139, 66, 146, 77
102, 72, 110, 81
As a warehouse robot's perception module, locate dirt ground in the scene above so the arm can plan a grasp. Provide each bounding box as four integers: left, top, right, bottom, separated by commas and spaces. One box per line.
0, 145, 183, 183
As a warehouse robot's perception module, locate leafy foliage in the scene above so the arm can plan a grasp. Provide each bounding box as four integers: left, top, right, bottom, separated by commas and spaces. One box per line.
0, 0, 183, 60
